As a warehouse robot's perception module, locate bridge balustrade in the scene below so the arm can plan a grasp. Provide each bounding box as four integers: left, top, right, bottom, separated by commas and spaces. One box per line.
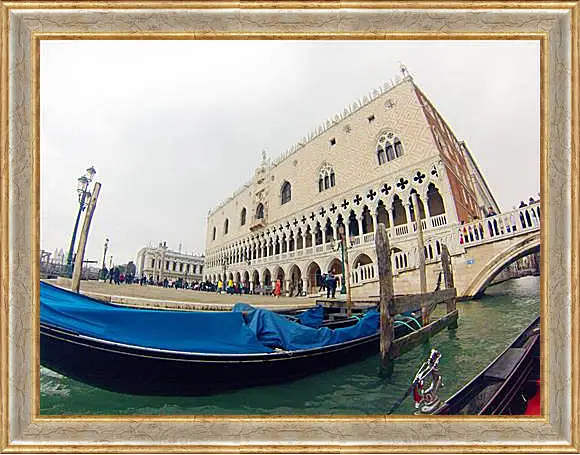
460, 202, 540, 247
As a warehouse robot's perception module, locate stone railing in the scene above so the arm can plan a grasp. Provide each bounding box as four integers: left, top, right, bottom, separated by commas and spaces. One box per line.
363, 232, 375, 244
351, 263, 376, 285
430, 214, 447, 228
394, 224, 409, 236
460, 202, 540, 248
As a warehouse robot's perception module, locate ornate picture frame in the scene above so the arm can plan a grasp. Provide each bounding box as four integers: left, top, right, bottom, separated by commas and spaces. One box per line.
1, 1, 578, 452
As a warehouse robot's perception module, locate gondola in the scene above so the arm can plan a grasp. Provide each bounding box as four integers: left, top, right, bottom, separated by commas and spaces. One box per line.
40, 281, 416, 396
427, 316, 540, 415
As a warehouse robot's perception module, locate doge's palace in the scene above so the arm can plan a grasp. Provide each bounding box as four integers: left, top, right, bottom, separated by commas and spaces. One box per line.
204, 68, 497, 297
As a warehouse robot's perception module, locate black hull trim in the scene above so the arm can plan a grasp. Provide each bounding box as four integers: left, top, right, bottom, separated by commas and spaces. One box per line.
435, 316, 540, 415
41, 324, 380, 396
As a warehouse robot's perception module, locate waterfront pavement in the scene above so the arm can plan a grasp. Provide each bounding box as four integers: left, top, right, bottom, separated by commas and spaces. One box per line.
46, 278, 319, 311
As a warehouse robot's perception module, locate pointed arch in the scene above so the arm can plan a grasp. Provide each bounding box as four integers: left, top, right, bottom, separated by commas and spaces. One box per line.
256, 203, 265, 220
392, 195, 407, 226
427, 183, 446, 216
281, 181, 292, 205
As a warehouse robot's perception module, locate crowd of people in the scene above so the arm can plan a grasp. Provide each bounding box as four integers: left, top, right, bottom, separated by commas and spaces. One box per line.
318, 270, 338, 299
111, 271, 341, 299
103, 267, 135, 285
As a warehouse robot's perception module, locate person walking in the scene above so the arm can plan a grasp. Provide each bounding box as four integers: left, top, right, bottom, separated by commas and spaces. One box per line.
319, 273, 327, 293
326, 271, 337, 299
274, 279, 281, 299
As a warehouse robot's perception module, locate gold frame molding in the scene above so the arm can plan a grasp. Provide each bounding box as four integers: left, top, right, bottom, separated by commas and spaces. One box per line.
1, 1, 578, 452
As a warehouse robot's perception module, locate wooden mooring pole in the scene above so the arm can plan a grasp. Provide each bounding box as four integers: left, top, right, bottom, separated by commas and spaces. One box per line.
411, 192, 428, 325
71, 182, 101, 293
375, 223, 395, 377
441, 244, 458, 329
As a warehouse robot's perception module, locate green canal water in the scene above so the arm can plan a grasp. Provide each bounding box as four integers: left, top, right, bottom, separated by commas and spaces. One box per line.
40, 276, 540, 416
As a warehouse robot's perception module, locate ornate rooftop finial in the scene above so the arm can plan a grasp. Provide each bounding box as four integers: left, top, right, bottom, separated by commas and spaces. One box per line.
261, 149, 267, 163
399, 61, 411, 79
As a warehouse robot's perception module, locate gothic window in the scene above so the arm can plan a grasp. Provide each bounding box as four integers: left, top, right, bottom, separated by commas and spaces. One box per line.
224, 218, 229, 235
318, 163, 336, 192
212, 226, 216, 241
377, 148, 386, 165
394, 138, 404, 157
151, 259, 155, 268
281, 181, 292, 205
377, 133, 404, 166
256, 203, 264, 220
386, 144, 395, 161
240, 208, 247, 226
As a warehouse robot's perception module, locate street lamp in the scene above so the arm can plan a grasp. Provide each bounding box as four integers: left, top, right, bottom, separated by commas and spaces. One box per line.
101, 238, 109, 280
66, 166, 96, 276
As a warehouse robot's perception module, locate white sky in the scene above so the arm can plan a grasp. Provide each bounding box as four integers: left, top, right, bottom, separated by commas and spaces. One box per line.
40, 40, 540, 265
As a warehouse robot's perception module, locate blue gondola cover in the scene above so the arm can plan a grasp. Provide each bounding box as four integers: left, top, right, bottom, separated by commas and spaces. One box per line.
41, 282, 379, 354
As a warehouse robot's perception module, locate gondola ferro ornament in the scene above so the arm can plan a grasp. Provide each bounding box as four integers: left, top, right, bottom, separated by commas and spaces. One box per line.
413, 349, 444, 414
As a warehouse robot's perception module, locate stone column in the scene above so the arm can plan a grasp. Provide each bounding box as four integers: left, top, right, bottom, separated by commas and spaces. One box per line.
357, 215, 364, 237
405, 203, 413, 233
369, 212, 376, 233
285, 279, 291, 294
386, 209, 394, 231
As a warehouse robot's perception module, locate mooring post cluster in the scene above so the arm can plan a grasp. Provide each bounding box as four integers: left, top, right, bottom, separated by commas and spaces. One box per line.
375, 222, 459, 377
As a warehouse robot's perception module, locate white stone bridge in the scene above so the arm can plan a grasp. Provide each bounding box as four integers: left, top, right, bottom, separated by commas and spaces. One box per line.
349, 202, 540, 299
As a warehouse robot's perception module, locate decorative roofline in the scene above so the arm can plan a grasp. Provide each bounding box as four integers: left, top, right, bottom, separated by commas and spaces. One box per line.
208, 72, 411, 216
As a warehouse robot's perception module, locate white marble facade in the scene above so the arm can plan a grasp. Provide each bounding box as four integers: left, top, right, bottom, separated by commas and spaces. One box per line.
204, 72, 496, 296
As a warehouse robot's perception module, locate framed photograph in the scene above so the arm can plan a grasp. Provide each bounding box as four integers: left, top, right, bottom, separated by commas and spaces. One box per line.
1, 0, 578, 452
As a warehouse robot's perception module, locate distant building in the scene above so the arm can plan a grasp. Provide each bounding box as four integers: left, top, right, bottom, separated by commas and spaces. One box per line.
136, 242, 204, 283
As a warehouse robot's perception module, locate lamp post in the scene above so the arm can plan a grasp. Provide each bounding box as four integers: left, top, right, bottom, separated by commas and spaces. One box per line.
338, 225, 353, 316
101, 238, 109, 280
66, 166, 96, 276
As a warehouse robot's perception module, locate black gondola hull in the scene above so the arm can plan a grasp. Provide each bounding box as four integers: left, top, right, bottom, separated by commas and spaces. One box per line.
41, 323, 381, 396
434, 316, 540, 415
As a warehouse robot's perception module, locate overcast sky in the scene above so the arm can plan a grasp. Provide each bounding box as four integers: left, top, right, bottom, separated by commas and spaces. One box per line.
40, 40, 539, 266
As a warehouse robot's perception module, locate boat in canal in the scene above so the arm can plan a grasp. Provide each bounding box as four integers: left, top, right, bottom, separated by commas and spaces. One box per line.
412, 316, 540, 415
40, 281, 418, 396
